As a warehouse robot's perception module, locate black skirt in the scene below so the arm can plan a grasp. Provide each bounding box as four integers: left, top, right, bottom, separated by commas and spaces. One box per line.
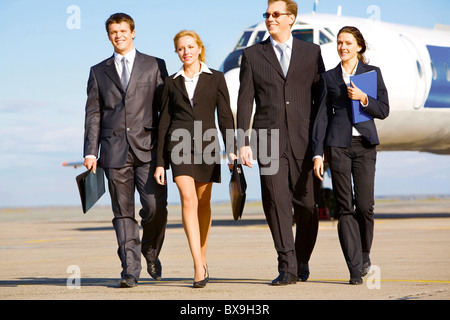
169, 152, 222, 183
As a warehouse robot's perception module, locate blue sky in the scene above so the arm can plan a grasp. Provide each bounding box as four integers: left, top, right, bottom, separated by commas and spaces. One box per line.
0, 0, 449, 208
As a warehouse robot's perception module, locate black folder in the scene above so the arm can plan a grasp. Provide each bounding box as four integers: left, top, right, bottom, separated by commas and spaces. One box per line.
76, 167, 106, 213
229, 160, 247, 220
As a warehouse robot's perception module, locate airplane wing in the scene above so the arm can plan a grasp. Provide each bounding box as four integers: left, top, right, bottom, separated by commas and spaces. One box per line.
62, 161, 84, 169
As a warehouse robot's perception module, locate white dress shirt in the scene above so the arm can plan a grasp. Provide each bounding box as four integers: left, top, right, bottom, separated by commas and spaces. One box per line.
114, 48, 136, 80
270, 35, 293, 68
173, 62, 213, 107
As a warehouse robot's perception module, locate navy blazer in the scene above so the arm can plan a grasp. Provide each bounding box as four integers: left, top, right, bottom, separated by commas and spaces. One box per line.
312, 62, 389, 157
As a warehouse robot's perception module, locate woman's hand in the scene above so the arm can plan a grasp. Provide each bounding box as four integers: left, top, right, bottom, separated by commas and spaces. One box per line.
227, 153, 237, 171
154, 166, 166, 185
314, 157, 324, 181
348, 81, 368, 105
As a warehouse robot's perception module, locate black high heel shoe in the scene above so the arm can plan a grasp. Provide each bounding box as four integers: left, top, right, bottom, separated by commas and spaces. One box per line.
193, 266, 208, 288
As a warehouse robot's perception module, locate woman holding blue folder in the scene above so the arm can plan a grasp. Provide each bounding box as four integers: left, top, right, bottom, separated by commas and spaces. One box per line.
312, 26, 389, 284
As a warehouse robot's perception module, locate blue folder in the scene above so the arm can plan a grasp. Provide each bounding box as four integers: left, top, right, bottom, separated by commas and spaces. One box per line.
350, 70, 377, 124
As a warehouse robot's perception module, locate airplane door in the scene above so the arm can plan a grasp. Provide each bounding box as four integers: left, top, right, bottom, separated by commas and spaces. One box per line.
399, 34, 428, 110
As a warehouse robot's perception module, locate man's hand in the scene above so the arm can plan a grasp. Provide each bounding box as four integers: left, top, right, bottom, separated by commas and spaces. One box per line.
84, 157, 97, 174
239, 146, 253, 168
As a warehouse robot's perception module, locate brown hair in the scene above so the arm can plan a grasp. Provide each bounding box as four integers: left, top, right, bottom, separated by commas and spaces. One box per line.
268, 0, 298, 23
105, 13, 135, 33
173, 30, 206, 63
338, 26, 368, 64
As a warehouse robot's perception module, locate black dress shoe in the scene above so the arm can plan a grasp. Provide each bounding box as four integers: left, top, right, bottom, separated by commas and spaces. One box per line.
147, 258, 162, 280
297, 263, 310, 282
119, 275, 137, 288
349, 278, 363, 285
272, 272, 298, 286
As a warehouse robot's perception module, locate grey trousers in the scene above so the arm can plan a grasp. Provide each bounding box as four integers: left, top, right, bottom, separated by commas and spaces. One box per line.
104, 149, 168, 281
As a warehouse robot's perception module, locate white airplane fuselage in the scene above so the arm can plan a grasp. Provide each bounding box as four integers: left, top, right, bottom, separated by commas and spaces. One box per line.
221, 14, 450, 155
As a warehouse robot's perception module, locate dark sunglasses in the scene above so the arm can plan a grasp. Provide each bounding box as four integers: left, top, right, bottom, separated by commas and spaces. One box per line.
263, 11, 291, 19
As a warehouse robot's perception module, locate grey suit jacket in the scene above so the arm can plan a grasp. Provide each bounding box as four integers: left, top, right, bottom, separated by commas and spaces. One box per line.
83, 50, 168, 168
237, 37, 326, 160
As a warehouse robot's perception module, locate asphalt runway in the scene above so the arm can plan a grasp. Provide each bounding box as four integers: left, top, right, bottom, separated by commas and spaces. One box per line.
0, 198, 449, 304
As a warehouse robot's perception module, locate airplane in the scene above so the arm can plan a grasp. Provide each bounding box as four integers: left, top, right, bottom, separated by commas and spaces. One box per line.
220, 10, 450, 155
218, 7, 450, 219
64, 6, 450, 218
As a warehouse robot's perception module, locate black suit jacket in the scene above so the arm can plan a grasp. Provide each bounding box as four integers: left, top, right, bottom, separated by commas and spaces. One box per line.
84, 51, 168, 168
156, 69, 235, 168
312, 63, 390, 157
237, 37, 326, 160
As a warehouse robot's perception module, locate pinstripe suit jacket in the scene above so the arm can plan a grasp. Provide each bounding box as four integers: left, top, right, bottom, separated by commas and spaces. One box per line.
237, 37, 326, 160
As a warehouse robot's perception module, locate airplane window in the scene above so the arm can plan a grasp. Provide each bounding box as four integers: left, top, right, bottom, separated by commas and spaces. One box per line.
325, 28, 335, 37
235, 31, 252, 49
445, 63, 450, 82
431, 62, 437, 80
222, 49, 244, 74
416, 61, 423, 78
254, 31, 267, 44
319, 31, 331, 45
292, 29, 314, 43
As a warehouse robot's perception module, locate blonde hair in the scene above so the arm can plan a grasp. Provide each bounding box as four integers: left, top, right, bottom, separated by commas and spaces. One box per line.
173, 30, 206, 63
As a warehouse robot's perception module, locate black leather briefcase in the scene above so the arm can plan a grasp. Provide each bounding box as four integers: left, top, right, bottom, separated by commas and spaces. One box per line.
229, 159, 247, 220
76, 167, 105, 213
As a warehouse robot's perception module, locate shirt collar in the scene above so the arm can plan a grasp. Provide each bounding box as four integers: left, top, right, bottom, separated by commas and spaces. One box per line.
174, 61, 212, 80
114, 48, 136, 64
270, 34, 294, 50
341, 60, 359, 77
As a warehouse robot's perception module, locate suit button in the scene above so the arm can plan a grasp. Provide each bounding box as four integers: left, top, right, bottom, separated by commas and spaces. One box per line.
127, 128, 130, 131
286, 101, 290, 105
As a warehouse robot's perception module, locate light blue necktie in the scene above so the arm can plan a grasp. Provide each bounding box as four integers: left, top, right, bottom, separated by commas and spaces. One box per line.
121, 57, 130, 90
276, 43, 289, 77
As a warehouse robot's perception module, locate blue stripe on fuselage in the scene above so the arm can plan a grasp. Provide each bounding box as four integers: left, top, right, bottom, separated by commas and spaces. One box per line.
424, 45, 450, 108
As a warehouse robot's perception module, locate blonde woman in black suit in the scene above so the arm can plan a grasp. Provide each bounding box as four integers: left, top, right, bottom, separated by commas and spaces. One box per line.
312, 26, 389, 284
155, 30, 236, 288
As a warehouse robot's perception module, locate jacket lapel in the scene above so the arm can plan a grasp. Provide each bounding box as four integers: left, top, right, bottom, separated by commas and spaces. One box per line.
104, 56, 125, 94
193, 72, 210, 98
126, 50, 145, 92
329, 63, 347, 90
261, 39, 285, 78
355, 62, 368, 75
173, 75, 190, 100
286, 38, 303, 79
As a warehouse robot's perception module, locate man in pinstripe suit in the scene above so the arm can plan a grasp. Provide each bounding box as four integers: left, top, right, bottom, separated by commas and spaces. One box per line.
237, 0, 326, 285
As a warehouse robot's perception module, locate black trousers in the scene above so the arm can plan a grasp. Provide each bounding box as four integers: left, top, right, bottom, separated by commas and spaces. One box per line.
259, 142, 319, 275
104, 149, 168, 281
327, 137, 376, 278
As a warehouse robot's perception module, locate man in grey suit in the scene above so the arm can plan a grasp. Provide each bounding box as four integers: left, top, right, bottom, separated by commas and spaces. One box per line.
83, 13, 168, 288
237, 0, 326, 285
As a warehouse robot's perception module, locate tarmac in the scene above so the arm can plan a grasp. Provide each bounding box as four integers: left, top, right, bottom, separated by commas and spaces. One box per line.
0, 197, 449, 304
